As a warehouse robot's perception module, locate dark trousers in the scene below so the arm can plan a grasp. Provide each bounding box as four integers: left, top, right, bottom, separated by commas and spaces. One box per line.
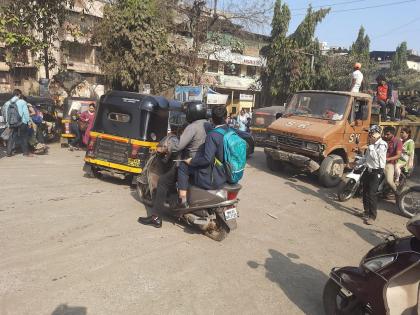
153, 165, 177, 214
7, 124, 30, 155
378, 100, 396, 120
362, 169, 383, 220
178, 161, 194, 191
69, 122, 81, 147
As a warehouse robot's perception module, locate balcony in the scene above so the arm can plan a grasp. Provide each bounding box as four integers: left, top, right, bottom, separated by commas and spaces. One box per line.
64, 61, 102, 75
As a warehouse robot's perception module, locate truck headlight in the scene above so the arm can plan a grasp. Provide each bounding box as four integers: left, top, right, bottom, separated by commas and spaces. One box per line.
306, 142, 320, 151
363, 255, 395, 272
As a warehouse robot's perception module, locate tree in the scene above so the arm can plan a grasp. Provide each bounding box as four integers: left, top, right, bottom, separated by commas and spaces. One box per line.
0, 0, 90, 79
93, 0, 180, 93
390, 41, 409, 74
351, 26, 370, 60
262, 1, 330, 105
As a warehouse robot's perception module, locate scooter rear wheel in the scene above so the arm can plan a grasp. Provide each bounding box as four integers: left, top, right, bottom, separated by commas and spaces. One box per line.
323, 279, 365, 315
204, 218, 228, 242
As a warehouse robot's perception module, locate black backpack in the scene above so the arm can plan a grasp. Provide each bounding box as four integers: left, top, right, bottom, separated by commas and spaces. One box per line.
7, 101, 22, 128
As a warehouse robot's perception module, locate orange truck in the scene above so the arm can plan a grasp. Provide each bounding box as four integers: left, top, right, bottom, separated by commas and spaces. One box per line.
264, 90, 420, 187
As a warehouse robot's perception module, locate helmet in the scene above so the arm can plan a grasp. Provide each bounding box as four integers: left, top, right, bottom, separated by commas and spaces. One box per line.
369, 125, 382, 134
184, 101, 207, 123
354, 62, 362, 69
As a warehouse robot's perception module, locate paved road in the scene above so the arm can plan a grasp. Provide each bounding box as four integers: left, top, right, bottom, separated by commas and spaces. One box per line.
0, 145, 415, 315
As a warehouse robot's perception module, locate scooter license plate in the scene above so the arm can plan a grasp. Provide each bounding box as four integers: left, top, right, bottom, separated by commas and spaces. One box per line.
224, 208, 238, 221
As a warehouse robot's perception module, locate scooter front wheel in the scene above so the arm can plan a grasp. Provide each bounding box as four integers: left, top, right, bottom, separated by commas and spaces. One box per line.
323, 279, 365, 315
136, 182, 153, 207
337, 178, 358, 202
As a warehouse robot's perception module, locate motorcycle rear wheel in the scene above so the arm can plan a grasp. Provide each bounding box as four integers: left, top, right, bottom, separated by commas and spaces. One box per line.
397, 186, 420, 218
323, 279, 365, 315
204, 218, 228, 242
337, 178, 358, 202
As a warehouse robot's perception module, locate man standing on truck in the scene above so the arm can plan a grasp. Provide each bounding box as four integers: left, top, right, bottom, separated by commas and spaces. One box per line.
376, 75, 396, 121
362, 125, 388, 225
383, 126, 403, 195
350, 63, 363, 93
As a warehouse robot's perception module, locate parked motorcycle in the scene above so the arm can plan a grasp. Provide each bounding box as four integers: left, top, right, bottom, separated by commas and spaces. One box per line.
323, 215, 420, 315
135, 135, 242, 241
337, 155, 415, 217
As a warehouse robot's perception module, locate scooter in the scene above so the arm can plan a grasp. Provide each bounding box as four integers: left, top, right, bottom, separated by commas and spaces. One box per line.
135, 136, 242, 241
323, 215, 420, 315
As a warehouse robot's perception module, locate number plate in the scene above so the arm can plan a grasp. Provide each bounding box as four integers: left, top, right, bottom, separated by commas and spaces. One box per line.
127, 158, 140, 167
224, 208, 238, 221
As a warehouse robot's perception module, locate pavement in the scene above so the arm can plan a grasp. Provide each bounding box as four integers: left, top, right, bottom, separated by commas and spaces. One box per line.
0, 145, 417, 315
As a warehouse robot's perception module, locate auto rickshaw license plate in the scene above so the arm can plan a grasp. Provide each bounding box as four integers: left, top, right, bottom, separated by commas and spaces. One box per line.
127, 158, 140, 167
224, 208, 238, 221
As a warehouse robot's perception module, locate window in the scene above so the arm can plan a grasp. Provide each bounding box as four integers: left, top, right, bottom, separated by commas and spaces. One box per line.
352, 99, 369, 121
207, 60, 219, 73
246, 66, 257, 77
224, 63, 241, 76
108, 112, 131, 123
68, 43, 88, 63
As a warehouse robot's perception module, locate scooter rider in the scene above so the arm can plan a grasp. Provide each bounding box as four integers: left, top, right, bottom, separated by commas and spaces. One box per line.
360, 125, 388, 225
138, 101, 211, 228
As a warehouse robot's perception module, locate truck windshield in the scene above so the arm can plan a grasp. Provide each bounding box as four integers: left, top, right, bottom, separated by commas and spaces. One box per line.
285, 93, 349, 121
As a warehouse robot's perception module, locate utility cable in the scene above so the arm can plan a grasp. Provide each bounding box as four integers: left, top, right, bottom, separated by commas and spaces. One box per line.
372, 17, 420, 39
292, 0, 368, 11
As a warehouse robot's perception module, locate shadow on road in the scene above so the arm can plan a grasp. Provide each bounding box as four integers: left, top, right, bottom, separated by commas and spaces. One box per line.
248, 249, 327, 315
51, 304, 87, 315
344, 222, 388, 246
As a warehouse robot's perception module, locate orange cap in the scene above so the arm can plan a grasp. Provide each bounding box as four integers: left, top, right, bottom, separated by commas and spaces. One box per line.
354, 62, 362, 69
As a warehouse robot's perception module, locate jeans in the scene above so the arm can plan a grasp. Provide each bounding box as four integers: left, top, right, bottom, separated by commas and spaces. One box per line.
178, 161, 194, 191
362, 169, 383, 220
7, 124, 30, 155
378, 100, 396, 120
69, 122, 81, 147
384, 163, 397, 192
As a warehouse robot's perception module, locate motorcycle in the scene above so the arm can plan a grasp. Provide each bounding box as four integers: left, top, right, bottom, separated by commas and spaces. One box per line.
337, 155, 415, 217
323, 214, 420, 315
135, 135, 242, 242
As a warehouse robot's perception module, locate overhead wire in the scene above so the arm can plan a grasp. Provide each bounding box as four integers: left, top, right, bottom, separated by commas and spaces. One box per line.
372, 17, 420, 39
291, 0, 368, 11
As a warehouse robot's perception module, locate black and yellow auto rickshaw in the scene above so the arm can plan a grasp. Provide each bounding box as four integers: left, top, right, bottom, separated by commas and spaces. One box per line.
250, 105, 285, 146
83, 90, 181, 182
60, 97, 97, 147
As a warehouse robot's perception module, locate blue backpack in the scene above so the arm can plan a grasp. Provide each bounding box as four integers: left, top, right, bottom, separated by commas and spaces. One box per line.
213, 127, 247, 184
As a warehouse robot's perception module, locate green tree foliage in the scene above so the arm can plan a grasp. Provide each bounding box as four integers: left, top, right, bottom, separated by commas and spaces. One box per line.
94, 0, 180, 93
262, 1, 330, 105
351, 26, 370, 60
0, 0, 81, 79
390, 41, 409, 74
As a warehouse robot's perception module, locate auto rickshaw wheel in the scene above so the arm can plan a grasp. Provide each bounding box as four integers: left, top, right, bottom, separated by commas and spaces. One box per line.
91, 167, 103, 179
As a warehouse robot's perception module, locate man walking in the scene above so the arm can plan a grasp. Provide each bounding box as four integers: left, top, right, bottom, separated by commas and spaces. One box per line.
361, 125, 388, 225
4, 89, 31, 157
350, 62, 363, 93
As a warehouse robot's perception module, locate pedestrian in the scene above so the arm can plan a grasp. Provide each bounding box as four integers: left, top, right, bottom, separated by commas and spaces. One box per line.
69, 109, 81, 150
395, 127, 415, 185
350, 62, 363, 93
383, 126, 403, 195
237, 109, 249, 132
361, 125, 388, 225
80, 103, 96, 146
376, 75, 397, 121
3, 89, 31, 157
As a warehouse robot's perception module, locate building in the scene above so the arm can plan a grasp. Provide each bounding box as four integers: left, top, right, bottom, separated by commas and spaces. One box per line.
370, 50, 420, 72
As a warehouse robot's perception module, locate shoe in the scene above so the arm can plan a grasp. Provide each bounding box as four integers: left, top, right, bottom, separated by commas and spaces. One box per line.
177, 200, 190, 209
138, 215, 162, 228
364, 217, 375, 225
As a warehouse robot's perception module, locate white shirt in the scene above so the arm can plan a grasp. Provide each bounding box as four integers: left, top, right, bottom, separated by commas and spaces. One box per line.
364, 138, 388, 170
351, 70, 363, 92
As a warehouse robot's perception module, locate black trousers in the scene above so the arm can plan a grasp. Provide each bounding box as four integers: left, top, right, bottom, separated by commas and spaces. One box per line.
6, 124, 30, 156
153, 164, 177, 214
362, 169, 383, 220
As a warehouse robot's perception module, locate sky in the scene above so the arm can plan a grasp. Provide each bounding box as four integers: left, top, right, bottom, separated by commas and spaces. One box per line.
222, 0, 420, 53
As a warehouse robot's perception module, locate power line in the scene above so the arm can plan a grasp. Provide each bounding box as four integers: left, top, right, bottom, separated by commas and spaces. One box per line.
293, 0, 417, 16
372, 17, 420, 39
292, 0, 368, 11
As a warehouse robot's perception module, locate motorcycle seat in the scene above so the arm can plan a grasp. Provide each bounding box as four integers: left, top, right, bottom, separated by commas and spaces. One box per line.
223, 184, 242, 192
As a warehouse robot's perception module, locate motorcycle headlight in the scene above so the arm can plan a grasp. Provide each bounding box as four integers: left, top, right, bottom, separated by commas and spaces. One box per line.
306, 142, 320, 151
363, 255, 395, 272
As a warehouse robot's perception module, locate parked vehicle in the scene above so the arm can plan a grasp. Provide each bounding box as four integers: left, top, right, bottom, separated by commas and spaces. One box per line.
265, 91, 420, 187
250, 106, 285, 146
136, 134, 241, 242
323, 215, 420, 315
83, 91, 181, 182
60, 97, 97, 147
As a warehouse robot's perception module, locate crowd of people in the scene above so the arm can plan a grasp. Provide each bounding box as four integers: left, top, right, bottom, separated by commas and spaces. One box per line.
361, 125, 416, 225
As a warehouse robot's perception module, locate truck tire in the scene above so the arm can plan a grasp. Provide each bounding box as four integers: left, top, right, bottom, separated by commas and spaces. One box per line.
266, 155, 283, 172
319, 154, 344, 188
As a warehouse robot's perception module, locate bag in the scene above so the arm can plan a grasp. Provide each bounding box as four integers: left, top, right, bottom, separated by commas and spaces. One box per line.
1, 127, 11, 141
7, 101, 22, 128
213, 127, 247, 184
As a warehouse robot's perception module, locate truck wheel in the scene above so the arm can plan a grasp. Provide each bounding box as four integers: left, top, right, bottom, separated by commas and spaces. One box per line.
266, 155, 283, 172
319, 154, 344, 188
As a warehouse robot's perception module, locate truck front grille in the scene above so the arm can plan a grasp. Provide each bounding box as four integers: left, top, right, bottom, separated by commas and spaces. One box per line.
275, 135, 304, 149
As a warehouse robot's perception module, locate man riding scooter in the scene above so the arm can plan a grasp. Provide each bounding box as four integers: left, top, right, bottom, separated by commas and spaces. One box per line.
138, 101, 211, 228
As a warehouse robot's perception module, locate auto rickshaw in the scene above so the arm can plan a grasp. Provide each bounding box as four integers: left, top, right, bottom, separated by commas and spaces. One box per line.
250, 105, 285, 146
60, 97, 97, 147
83, 90, 181, 182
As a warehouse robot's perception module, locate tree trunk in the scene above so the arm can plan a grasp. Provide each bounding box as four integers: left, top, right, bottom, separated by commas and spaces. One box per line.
43, 31, 50, 79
